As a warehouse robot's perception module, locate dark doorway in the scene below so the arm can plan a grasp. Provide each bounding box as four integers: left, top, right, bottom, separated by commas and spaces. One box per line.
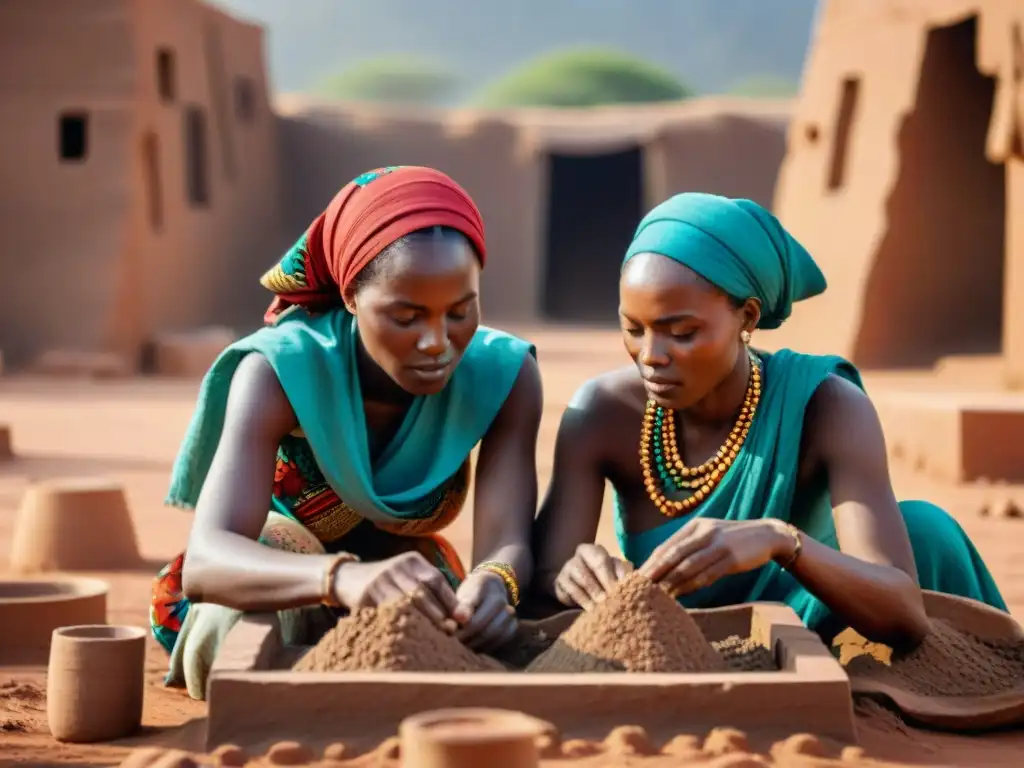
853, 17, 1005, 367
542, 148, 644, 323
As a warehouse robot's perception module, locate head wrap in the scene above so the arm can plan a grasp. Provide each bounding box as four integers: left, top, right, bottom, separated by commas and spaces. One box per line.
260, 166, 486, 322
622, 193, 825, 329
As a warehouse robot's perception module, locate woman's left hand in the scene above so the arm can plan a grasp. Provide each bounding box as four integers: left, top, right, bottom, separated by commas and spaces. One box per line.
639, 518, 793, 597
452, 570, 518, 652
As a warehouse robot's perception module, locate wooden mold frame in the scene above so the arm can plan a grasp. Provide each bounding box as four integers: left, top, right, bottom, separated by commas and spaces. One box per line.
206, 602, 855, 748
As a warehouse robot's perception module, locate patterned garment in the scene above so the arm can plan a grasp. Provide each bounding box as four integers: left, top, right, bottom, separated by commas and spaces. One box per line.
150, 433, 470, 654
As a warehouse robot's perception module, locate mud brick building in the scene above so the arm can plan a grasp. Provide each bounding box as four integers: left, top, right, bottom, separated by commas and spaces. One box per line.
0, 0, 282, 366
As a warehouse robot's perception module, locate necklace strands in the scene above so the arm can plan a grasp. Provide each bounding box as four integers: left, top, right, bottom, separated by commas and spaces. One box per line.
640, 350, 762, 517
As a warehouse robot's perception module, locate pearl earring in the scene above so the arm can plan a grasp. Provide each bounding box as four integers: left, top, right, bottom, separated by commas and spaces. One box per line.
740, 330, 752, 345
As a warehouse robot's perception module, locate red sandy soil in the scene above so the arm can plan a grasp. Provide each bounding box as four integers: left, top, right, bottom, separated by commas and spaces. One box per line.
2, 328, 1024, 767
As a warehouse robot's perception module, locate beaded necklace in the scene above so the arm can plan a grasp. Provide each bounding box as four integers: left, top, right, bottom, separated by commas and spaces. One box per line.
640, 350, 762, 517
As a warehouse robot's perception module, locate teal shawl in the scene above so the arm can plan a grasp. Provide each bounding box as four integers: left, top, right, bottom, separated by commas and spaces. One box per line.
617, 193, 855, 631
167, 308, 534, 523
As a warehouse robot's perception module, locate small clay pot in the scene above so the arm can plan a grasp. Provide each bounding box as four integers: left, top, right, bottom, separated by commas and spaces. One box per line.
47, 624, 147, 743
399, 708, 544, 768
10, 478, 142, 573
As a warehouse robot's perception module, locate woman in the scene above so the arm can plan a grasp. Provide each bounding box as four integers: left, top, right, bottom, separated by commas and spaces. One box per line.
151, 166, 542, 699
532, 192, 1005, 649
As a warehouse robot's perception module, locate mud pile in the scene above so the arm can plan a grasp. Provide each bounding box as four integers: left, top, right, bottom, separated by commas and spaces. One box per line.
293, 598, 504, 673
848, 619, 1024, 697
0, 680, 44, 733
526, 573, 727, 673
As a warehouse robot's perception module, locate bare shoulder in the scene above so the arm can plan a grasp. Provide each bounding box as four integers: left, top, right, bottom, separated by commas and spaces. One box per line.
488, 351, 543, 434
562, 366, 645, 438
222, 352, 298, 441
804, 373, 884, 461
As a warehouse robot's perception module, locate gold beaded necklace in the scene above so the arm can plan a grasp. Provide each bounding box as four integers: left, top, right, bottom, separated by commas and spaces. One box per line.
640, 350, 762, 517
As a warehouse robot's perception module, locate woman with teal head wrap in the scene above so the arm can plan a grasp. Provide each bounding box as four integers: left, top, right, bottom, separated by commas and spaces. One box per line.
533, 193, 1006, 648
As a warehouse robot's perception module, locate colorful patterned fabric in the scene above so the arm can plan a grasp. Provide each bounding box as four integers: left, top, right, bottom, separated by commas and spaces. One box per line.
260, 165, 486, 323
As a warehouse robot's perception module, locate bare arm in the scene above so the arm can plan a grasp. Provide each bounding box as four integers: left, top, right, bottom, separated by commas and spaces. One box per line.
181, 353, 337, 612
777, 376, 930, 647
532, 381, 609, 598
471, 353, 543, 588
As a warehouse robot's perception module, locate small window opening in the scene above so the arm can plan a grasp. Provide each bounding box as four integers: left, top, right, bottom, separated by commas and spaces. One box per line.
234, 77, 256, 122
827, 77, 860, 190
59, 113, 88, 162
156, 48, 176, 102
184, 107, 210, 206
142, 132, 163, 231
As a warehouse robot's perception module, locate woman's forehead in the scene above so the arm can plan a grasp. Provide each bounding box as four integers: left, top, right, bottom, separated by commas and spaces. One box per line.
387, 237, 477, 277
622, 253, 721, 298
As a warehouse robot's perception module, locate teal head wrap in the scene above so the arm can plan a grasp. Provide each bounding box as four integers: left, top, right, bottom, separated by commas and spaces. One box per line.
622, 193, 826, 329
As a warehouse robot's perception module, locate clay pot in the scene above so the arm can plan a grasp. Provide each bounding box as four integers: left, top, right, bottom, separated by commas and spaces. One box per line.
9, 478, 142, 573
399, 708, 545, 768
47, 624, 147, 743
0, 577, 107, 664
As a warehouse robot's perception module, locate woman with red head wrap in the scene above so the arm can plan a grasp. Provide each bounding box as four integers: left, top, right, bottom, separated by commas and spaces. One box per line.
151, 167, 542, 699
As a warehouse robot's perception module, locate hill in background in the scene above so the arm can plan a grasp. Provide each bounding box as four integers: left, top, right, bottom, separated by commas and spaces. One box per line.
209, 0, 818, 99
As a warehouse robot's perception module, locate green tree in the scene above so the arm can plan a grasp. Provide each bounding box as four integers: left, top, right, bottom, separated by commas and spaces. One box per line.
314, 56, 460, 105
726, 74, 799, 98
473, 47, 693, 108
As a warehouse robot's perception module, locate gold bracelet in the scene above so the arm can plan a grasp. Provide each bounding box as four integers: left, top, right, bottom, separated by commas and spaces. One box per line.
473, 561, 521, 607
322, 552, 360, 608
775, 522, 803, 571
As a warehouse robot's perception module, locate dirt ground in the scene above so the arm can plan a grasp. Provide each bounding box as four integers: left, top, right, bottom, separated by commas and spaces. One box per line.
2, 327, 1023, 767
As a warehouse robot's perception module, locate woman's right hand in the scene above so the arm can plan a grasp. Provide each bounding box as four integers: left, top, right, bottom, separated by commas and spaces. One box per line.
332, 552, 459, 631
553, 544, 633, 610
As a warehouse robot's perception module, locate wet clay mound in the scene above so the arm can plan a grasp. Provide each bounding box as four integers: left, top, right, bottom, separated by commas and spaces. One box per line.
526, 573, 727, 673
847, 592, 1024, 731
293, 598, 504, 673
487, 614, 774, 672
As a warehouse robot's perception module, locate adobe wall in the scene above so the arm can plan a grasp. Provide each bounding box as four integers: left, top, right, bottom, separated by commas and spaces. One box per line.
0, 0, 138, 366
647, 108, 790, 210
276, 99, 791, 323
771, 0, 1024, 379
276, 105, 540, 320
130, 0, 284, 346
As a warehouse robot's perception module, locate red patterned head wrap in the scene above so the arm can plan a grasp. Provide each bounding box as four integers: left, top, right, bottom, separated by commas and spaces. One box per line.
260, 166, 486, 323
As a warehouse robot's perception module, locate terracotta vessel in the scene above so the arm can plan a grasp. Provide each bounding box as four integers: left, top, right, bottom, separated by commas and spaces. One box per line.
9, 477, 142, 572
399, 708, 545, 768
47, 624, 147, 743
0, 577, 107, 664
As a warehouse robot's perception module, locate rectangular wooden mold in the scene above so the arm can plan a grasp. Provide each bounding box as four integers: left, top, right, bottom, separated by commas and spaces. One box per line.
206, 602, 855, 749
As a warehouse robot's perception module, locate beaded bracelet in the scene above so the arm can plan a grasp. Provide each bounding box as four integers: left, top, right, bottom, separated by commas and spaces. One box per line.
775, 522, 803, 571
473, 560, 521, 607
321, 552, 361, 608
